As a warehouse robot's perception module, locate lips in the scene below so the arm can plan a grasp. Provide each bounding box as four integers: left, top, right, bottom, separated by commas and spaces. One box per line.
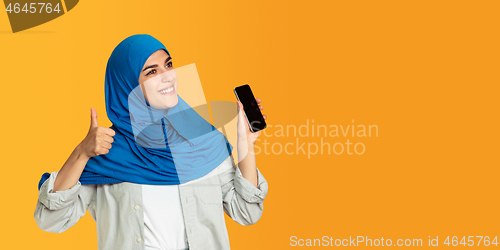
158, 85, 175, 95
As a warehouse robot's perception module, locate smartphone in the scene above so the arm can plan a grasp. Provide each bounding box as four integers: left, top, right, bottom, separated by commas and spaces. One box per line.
234, 84, 267, 132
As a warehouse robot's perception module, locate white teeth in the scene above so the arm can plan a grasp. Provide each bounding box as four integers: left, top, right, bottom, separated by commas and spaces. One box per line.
159, 87, 174, 94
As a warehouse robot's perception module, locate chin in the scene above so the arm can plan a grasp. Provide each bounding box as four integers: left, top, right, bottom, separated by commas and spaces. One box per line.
163, 95, 179, 109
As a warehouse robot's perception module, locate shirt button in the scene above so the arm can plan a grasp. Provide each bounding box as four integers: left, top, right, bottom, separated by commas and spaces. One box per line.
136, 237, 142, 243
134, 205, 140, 210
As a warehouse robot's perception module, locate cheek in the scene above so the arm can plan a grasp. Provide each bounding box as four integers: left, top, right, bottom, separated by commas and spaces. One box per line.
144, 82, 158, 96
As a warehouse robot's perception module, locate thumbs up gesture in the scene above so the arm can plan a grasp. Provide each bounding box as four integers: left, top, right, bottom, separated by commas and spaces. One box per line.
79, 108, 116, 158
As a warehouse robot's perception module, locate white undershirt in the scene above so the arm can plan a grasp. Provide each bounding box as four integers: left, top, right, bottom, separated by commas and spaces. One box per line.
142, 184, 188, 250
142, 156, 234, 250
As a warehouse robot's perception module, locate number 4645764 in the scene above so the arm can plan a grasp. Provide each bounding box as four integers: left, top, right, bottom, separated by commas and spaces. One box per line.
444, 236, 498, 246
5, 3, 61, 14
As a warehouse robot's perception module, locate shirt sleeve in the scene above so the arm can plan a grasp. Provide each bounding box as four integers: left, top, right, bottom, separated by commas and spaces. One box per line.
218, 154, 269, 226
34, 170, 96, 233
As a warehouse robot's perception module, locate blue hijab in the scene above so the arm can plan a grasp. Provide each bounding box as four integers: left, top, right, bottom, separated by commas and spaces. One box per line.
38, 34, 233, 190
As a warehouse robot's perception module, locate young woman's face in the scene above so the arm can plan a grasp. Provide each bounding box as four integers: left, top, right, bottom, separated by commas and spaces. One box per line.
138, 49, 178, 109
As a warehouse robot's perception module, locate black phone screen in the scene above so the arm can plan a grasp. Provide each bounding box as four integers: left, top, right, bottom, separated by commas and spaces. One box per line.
234, 84, 267, 132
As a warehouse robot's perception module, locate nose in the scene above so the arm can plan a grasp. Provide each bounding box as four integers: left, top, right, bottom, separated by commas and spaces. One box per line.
160, 70, 175, 83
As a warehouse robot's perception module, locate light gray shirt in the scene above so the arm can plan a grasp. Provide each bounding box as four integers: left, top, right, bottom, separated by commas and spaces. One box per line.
34, 155, 268, 250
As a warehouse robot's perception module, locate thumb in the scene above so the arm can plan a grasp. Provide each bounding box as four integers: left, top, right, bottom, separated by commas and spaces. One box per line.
237, 101, 246, 123
90, 108, 99, 129
237, 101, 243, 113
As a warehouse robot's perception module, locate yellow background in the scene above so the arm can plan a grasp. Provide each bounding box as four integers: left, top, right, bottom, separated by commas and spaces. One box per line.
1, 0, 499, 249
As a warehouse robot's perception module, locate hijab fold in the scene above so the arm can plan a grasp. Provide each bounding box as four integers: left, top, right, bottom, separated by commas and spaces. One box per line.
38, 34, 232, 190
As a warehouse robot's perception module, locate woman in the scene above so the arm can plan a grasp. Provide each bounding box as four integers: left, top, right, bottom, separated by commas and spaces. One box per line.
34, 34, 268, 250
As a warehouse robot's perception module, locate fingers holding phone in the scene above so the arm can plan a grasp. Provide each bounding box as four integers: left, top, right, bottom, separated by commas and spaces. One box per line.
255, 98, 267, 120
234, 84, 267, 133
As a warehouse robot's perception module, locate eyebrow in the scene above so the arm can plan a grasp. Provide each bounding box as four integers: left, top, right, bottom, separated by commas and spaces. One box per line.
142, 56, 172, 73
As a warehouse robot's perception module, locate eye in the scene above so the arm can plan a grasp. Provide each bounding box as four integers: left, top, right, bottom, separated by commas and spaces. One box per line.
166, 61, 173, 68
146, 69, 156, 76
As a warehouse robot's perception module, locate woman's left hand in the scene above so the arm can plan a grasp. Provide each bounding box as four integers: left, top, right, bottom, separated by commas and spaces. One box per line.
237, 98, 267, 145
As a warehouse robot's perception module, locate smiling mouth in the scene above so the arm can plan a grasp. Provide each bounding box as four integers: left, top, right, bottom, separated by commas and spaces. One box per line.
158, 86, 175, 94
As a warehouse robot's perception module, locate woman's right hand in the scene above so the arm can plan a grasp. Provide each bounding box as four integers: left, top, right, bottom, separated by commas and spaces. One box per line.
79, 108, 116, 158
